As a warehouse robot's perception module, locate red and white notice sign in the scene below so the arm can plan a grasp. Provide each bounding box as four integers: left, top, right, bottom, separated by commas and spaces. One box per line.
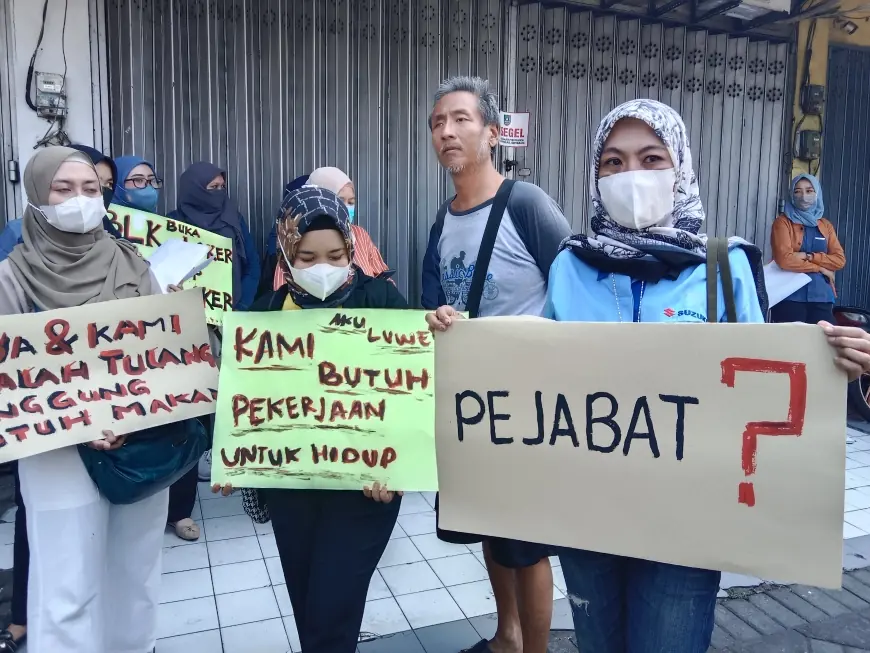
498, 112, 530, 148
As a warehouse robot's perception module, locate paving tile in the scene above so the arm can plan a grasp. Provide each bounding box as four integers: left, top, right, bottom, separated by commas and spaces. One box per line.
421, 492, 437, 509
258, 532, 279, 558
159, 568, 214, 604
552, 598, 574, 630
410, 534, 469, 560
847, 511, 870, 534
221, 618, 289, 652
211, 559, 271, 595
721, 572, 764, 590
396, 588, 465, 629
163, 527, 199, 549
747, 592, 807, 629
399, 493, 432, 515
798, 612, 870, 648
200, 495, 245, 519
265, 556, 285, 586
380, 561, 443, 596
715, 604, 762, 641
414, 619, 481, 653
467, 613, 498, 641
254, 520, 273, 536
398, 511, 436, 537
283, 616, 301, 652
448, 580, 497, 618
367, 570, 393, 601
846, 523, 868, 540
377, 538, 424, 568
723, 630, 812, 652
390, 522, 407, 540
553, 564, 567, 593
0, 523, 14, 546
848, 472, 870, 490
215, 586, 280, 628
273, 582, 293, 617
809, 641, 846, 653
768, 588, 829, 623
828, 578, 870, 610
710, 624, 736, 650
846, 536, 870, 561
156, 628, 223, 653
162, 542, 210, 573
358, 630, 425, 653
202, 515, 256, 542
207, 535, 263, 567
724, 599, 785, 636
850, 453, 870, 466
360, 597, 411, 636
428, 553, 488, 587
157, 596, 219, 638
791, 585, 853, 617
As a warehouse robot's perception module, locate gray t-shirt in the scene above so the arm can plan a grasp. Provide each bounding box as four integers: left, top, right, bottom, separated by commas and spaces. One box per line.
437, 182, 572, 318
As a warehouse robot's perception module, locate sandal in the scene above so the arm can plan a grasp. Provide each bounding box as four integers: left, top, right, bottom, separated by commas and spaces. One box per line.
170, 518, 201, 541
461, 640, 493, 653
0, 628, 25, 652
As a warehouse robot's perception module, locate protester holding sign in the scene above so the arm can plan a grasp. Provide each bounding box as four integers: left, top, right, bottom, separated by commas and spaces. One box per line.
168, 162, 260, 311
770, 173, 845, 325
425, 75, 572, 653
0, 146, 172, 653
214, 185, 407, 653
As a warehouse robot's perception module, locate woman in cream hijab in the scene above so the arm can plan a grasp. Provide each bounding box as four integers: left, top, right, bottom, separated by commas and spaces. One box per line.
0, 147, 168, 653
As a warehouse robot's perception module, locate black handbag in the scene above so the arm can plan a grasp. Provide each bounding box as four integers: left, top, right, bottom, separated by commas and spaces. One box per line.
78, 417, 209, 505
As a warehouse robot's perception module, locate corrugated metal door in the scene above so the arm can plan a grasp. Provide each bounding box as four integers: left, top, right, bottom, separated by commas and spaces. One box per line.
822, 45, 870, 309
512, 4, 790, 256
105, 0, 505, 303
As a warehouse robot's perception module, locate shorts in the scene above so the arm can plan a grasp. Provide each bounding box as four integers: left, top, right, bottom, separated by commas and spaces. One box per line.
434, 493, 552, 569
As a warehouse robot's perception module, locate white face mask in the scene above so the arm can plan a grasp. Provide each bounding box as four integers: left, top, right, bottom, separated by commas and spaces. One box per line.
598, 168, 677, 230
289, 263, 350, 300
32, 195, 106, 234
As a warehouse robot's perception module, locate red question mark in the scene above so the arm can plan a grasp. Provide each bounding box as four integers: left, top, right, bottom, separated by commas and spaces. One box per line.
721, 358, 807, 507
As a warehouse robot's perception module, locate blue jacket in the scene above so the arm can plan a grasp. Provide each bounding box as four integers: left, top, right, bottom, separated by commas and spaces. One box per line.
545, 247, 765, 324
0, 217, 123, 262
236, 217, 261, 311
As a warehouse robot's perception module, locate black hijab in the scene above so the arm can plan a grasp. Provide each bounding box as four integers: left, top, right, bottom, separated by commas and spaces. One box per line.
171, 162, 248, 303
68, 144, 123, 239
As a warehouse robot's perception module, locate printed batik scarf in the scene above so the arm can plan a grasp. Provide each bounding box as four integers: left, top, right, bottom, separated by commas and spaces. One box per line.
561, 98, 768, 313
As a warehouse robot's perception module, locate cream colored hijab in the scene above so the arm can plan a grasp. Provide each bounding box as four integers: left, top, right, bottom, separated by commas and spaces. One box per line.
8, 146, 153, 310
308, 167, 352, 195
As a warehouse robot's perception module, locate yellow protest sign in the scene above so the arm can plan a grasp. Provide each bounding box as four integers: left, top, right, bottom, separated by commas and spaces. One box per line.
0, 290, 219, 463
107, 204, 234, 325
212, 309, 437, 491
436, 318, 846, 589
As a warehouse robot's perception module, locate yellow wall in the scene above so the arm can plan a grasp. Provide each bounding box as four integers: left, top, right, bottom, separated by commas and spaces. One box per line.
790, 10, 870, 179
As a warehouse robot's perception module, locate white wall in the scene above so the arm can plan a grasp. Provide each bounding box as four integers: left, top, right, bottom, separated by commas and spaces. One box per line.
8, 0, 108, 204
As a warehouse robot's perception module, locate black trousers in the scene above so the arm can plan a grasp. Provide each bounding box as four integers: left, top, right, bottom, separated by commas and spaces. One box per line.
167, 465, 198, 523
264, 488, 400, 653
771, 300, 834, 325
11, 462, 28, 625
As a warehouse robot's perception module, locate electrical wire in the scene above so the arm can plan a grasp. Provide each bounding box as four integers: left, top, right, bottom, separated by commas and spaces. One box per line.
24, 0, 51, 113
59, 0, 69, 93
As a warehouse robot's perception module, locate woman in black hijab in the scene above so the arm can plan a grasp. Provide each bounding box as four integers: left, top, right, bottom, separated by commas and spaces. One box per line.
168, 162, 260, 310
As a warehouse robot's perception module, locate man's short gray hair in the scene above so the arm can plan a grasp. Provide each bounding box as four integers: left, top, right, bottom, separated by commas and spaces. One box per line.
429, 76, 500, 130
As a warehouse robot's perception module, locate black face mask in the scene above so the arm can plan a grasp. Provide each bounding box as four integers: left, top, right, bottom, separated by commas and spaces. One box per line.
102, 188, 115, 210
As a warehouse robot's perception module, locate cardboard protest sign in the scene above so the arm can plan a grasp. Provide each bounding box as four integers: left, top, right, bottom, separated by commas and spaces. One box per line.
435, 318, 846, 588
0, 290, 219, 464
212, 309, 437, 491
107, 204, 234, 325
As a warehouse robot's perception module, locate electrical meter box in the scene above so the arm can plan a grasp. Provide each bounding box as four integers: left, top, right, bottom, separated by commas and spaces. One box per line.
35, 72, 67, 119
800, 85, 825, 116
798, 130, 822, 160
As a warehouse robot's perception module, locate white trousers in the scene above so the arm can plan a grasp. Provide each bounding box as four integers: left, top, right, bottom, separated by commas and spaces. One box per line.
19, 446, 168, 653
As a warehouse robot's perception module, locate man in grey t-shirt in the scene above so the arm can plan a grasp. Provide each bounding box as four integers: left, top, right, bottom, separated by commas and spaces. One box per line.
424, 76, 572, 653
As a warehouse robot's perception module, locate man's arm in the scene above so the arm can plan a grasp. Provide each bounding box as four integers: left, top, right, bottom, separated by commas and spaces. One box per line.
507, 183, 573, 278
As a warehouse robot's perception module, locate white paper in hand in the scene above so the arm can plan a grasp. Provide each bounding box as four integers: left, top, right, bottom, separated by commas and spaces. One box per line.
764, 261, 812, 308
147, 240, 214, 292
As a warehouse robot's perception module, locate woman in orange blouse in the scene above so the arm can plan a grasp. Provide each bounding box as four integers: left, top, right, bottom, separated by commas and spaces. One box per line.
770, 173, 845, 324
271, 167, 392, 290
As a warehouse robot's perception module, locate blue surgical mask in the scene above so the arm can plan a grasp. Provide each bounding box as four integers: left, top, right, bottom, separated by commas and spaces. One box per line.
125, 186, 159, 213
346, 205, 355, 224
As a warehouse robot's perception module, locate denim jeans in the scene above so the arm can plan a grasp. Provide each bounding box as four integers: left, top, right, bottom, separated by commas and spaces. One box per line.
559, 548, 721, 653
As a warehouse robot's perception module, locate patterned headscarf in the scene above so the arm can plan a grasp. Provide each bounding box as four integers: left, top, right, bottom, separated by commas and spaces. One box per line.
783, 173, 824, 228
275, 185, 356, 307
561, 99, 767, 312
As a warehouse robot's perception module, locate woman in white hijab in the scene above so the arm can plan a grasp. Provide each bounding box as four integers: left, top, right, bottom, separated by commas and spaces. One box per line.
0, 147, 168, 653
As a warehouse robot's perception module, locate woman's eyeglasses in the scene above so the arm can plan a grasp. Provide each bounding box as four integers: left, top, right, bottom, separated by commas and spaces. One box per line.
125, 176, 163, 190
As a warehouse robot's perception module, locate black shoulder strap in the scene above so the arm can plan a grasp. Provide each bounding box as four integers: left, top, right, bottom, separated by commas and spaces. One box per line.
466, 180, 516, 318
706, 237, 737, 323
